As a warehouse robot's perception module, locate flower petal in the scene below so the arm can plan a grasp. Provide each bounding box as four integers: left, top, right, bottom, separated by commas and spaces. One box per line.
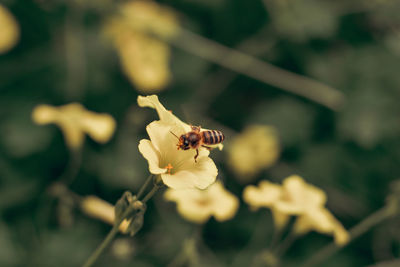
209, 182, 239, 222
293, 207, 349, 247
32, 105, 58, 125
138, 95, 189, 130
120, 0, 179, 39
81, 195, 130, 233
146, 120, 207, 166
0, 4, 19, 54
138, 95, 225, 150
145, 120, 180, 154
138, 139, 166, 174
161, 155, 217, 189
32, 104, 84, 149
243, 180, 282, 209
333, 223, 350, 246
164, 188, 212, 223
59, 123, 85, 149
283, 175, 327, 207
80, 112, 116, 144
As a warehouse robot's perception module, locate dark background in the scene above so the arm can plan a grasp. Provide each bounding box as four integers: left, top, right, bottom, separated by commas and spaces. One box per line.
1, 0, 400, 266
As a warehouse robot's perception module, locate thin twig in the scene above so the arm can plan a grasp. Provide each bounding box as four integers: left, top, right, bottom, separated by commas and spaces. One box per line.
169, 29, 345, 111
60, 148, 82, 185
82, 206, 133, 267
137, 174, 154, 200
189, 25, 276, 112
82, 181, 161, 267
142, 185, 161, 203
299, 205, 397, 267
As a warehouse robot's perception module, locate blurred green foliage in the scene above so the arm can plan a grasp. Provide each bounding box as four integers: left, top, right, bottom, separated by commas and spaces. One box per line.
1, 0, 400, 266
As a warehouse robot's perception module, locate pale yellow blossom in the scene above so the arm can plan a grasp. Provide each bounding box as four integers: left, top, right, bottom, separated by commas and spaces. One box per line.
243, 180, 289, 228
138, 95, 220, 189
243, 175, 349, 245
81, 196, 130, 233
104, 0, 179, 93
293, 206, 350, 246
275, 175, 327, 214
228, 125, 279, 181
164, 181, 239, 223
119, 0, 179, 39
32, 103, 116, 149
0, 4, 19, 54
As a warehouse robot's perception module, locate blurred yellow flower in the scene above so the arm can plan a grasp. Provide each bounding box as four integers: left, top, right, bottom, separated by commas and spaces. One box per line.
243, 175, 349, 245
81, 196, 130, 233
137, 95, 219, 189
293, 206, 350, 246
280, 176, 349, 246
243, 180, 289, 228
119, 0, 179, 38
274, 175, 326, 215
0, 4, 19, 54
227, 125, 279, 181
164, 181, 239, 223
32, 103, 116, 149
104, 0, 179, 93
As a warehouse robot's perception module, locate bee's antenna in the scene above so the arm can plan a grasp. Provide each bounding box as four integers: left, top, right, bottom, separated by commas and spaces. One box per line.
170, 131, 179, 139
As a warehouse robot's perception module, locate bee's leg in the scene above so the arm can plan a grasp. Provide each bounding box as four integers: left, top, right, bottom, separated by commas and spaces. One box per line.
201, 145, 213, 151
194, 149, 199, 163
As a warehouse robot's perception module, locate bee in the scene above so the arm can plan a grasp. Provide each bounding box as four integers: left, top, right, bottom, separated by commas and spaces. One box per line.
171, 126, 225, 162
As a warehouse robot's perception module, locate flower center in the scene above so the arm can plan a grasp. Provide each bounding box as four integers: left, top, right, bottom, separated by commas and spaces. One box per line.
164, 163, 173, 174
195, 197, 211, 207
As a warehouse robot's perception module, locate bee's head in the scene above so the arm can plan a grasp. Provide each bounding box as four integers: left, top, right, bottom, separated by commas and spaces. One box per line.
177, 135, 190, 150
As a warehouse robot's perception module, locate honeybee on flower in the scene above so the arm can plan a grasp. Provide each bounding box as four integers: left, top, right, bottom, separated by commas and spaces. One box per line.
137, 95, 222, 190
171, 125, 225, 162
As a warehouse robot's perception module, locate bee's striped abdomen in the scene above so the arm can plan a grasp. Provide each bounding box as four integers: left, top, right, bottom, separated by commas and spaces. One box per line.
202, 130, 225, 145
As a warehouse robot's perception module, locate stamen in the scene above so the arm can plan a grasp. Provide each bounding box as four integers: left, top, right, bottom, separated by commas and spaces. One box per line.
164, 163, 173, 174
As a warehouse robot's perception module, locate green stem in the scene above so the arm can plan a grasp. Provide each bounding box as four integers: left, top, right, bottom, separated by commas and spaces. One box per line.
299, 205, 397, 267
274, 230, 297, 257
268, 225, 285, 251
60, 148, 82, 185
82, 207, 132, 267
82, 177, 162, 267
136, 174, 153, 200
142, 184, 161, 203
82, 221, 120, 267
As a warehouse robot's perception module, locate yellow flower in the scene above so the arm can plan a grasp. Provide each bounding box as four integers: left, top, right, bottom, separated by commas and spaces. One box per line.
81, 196, 130, 233
243, 180, 289, 228
164, 181, 239, 223
293, 207, 350, 246
243, 175, 349, 245
227, 125, 279, 181
32, 103, 116, 149
274, 175, 327, 214
119, 0, 179, 39
104, 0, 179, 93
280, 176, 349, 246
0, 4, 19, 54
137, 95, 220, 189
